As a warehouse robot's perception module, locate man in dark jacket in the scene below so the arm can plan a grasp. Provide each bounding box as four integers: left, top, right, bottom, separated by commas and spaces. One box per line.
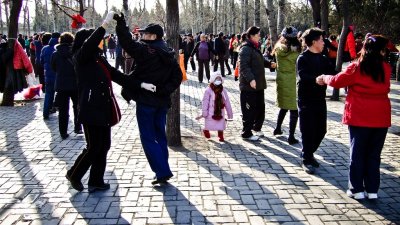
239, 26, 275, 141
51, 32, 82, 139
296, 28, 336, 174
113, 13, 182, 185
182, 33, 196, 72
214, 32, 227, 76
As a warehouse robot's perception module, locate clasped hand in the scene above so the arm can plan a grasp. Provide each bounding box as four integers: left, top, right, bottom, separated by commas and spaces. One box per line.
316, 75, 325, 86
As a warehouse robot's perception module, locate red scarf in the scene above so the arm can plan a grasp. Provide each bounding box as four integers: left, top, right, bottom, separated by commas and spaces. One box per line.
97, 59, 121, 126
250, 40, 259, 49
210, 83, 225, 120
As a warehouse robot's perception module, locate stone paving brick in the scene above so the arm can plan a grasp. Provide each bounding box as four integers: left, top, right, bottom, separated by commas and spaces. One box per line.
0, 66, 399, 225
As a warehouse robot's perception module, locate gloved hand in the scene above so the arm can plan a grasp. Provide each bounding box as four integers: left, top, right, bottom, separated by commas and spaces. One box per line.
113, 12, 126, 26
102, 11, 115, 28
141, 82, 156, 92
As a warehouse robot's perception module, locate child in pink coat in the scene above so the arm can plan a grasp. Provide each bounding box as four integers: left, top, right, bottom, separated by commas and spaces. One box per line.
196, 72, 233, 142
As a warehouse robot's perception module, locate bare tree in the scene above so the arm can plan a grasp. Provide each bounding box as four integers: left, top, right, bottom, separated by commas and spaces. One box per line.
277, 0, 285, 34
320, 0, 329, 33
244, 0, 248, 29
92, 0, 96, 27
230, 0, 235, 34
0, 0, 3, 32
1, 0, 23, 106
254, 0, 260, 27
213, 0, 218, 33
199, 0, 204, 31
223, 0, 227, 33
165, 0, 181, 146
4, 0, 10, 28
240, 0, 244, 31
332, 0, 350, 100
309, 0, 321, 27
265, 0, 277, 44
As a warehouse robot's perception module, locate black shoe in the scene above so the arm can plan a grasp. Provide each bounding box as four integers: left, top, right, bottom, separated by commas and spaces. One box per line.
49, 108, 57, 114
88, 183, 110, 193
227, 72, 232, 75
61, 133, 69, 139
43, 116, 49, 120
288, 136, 299, 145
151, 175, 173, 185
302, 162, 316, 174
309, 157, 320, 168
66, 173, 84, 192
74, 129, 83, 134
273, 129, 283, 135
234, 77, 238, 81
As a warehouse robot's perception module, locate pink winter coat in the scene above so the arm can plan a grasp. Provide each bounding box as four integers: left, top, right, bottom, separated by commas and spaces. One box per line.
201, 86, 233, 131
13, 41, 33, 73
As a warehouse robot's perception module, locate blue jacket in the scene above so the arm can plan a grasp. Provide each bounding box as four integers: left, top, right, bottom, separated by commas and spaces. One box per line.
40, 38, 58, 83
34, 40, 43, 64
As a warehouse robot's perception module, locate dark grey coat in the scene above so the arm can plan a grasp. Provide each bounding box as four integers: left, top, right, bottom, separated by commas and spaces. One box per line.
239, 40, 272, 92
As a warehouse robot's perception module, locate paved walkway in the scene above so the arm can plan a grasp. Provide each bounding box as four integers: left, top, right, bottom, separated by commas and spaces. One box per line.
0, 64, 399, 225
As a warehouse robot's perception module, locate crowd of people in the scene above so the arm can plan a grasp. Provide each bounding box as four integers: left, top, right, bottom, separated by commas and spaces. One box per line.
0, 11, 397, 200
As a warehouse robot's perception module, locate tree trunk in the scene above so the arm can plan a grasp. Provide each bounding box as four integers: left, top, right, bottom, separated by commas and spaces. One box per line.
244, 0, 248, 29
332, 0, 350, 101
4, 1, 10, 28
223, 0, 227, 33
52, 0, 58, 31
213, 0, 218, 34
92, 0, 96, 27
320, 0, 329, 34
165, 0, 181, 146
27, 4, 31, 36
265, 0, 278, 45
254, 0, 260, 27
199, 0, 204, 32
191, 0, 197, 35
230, 0, 235, 34
0, 1, 3, 32
239, 0, 246, 32
45, 0, 49, 31
105, 0, 108, 12
309, 0, 321, 27
277, 0, 285, 34
23, 3, 27, 34
2, 0, 23, 107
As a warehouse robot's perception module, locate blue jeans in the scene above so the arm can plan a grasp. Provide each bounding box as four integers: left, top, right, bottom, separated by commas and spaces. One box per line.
43, 81, 55, 118
348, 126, 388, 193
136, 103, 173, 179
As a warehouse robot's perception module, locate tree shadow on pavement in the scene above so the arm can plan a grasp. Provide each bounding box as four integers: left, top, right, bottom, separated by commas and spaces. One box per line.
0, 102, 58, 223
154, 184, 211, 225
170, 144, 306, 224
69, 171, 130, 224
312, 137, 400, 223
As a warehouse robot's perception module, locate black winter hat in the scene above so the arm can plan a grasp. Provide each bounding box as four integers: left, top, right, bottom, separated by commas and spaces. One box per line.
138, 23, 164, 39
51, 32, 61, 39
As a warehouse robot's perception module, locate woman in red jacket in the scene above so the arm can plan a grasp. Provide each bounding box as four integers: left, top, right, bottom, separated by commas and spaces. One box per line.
316, 35, 391, 200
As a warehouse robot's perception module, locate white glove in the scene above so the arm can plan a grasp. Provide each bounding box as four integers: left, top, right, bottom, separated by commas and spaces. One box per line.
102, 11, 115, 27
141, 82, 156, 92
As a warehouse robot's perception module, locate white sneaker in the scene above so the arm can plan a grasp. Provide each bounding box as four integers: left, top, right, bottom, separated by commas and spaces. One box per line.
253, 131, 264, 137
367, 193, 378, 199
244, 135, 260, 141
347, 190, 365, 199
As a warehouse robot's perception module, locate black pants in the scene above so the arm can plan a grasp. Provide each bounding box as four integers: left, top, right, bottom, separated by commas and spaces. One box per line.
275, 108, 299, 136
197, 59, 210, 82
348, 126, 387, 193
298, 100, 327, 162
213, 56, 225, 76
67, 125, 111, 185
233, 52, 239, 69
240, 90, 265, 138
35, 63, 45, 92
224, 57, 232, 74
184, 54, 196, 71
115, 56, 124, 71
57, 90, 81, 135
